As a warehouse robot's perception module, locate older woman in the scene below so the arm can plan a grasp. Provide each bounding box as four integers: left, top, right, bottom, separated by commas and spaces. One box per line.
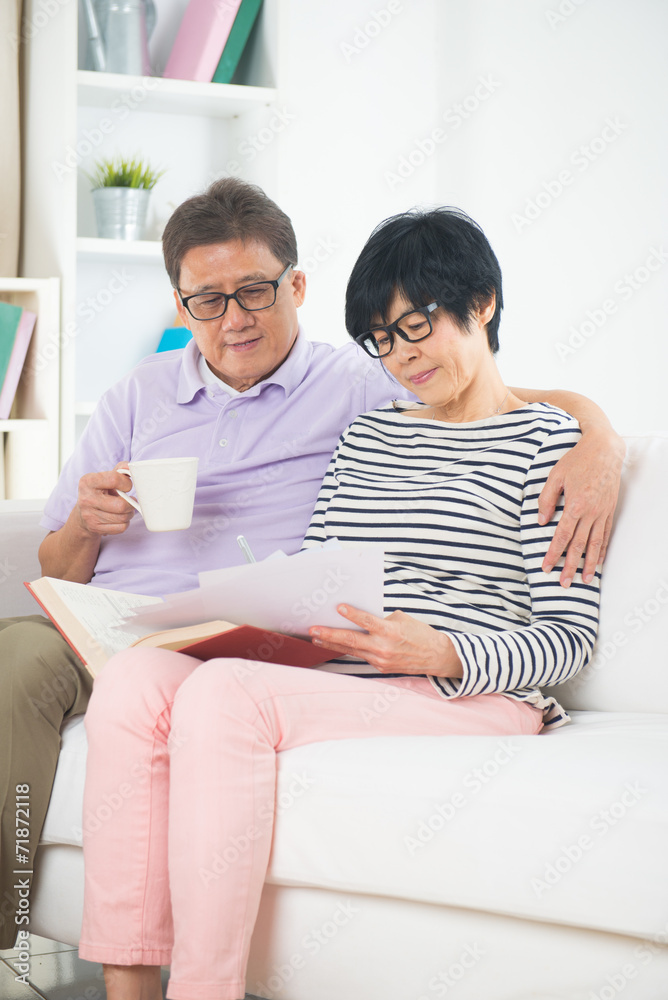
78, 208, 599, 1000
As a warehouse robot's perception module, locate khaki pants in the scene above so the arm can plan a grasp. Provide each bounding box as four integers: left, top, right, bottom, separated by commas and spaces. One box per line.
0, 615, 92, 949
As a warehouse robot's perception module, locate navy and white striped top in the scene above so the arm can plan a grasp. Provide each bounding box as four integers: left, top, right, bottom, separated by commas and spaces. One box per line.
302, 402, 600, 729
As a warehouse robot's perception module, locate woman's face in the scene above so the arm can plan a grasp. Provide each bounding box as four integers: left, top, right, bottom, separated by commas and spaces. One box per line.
378, 292, 497, 417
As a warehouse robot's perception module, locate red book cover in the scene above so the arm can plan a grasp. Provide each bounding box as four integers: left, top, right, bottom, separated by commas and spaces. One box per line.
179, 625, 332, 668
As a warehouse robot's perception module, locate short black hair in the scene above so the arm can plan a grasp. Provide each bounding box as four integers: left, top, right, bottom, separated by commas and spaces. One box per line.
162, 177, 298, 289
345, 207, 503, 353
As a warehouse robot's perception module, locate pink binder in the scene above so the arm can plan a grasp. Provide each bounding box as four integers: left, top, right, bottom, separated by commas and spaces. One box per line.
163, 0, 244, 82
0, 308, 37, 420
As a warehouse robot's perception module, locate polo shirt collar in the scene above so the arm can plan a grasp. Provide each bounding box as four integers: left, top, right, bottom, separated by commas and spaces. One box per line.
176, 326, 311, 404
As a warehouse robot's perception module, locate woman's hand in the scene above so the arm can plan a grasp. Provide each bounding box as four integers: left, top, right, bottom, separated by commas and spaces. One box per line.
310, 605, 463, 678
538, 426, 625, 587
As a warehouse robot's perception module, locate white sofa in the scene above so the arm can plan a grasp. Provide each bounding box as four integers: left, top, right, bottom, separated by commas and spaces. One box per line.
4, 436, 668, 1000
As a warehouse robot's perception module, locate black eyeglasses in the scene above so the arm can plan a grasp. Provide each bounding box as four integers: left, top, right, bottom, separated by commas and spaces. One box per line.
179, 263, 294, 321
354, 302, 439, 358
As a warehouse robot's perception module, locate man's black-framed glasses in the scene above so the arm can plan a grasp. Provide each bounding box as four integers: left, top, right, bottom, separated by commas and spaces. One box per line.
354, 301, 440, 358
179, 263, 294, 321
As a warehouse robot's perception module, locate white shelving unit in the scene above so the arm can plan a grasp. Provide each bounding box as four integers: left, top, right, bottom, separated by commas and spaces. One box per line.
76, 237, 164, 262
78, 69, 277, 118
19, 0, 281, 492
0, 279, 61, 499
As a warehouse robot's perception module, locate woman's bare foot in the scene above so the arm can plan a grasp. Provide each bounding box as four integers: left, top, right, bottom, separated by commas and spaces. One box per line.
102, 964, 163, 1000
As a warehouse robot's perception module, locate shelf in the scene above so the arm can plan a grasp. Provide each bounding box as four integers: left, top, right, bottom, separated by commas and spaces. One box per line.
0, 278, 59, 293
77, 70, 278, 119
0, 279, 61, 498
0, 419, 50, 432
20, 0, 280, 479
77, 237, 163, 263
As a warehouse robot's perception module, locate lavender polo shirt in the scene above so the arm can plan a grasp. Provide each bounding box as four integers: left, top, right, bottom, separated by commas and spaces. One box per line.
41, 330, 408, 596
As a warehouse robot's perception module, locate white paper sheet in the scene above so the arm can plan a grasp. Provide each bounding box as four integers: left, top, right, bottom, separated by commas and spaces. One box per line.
122, 546, 385, 637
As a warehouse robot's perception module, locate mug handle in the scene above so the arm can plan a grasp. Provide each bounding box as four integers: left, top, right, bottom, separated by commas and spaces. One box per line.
115, 468, 142, 514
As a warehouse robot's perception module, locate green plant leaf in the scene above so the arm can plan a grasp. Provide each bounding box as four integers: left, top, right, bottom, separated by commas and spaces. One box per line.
85, 155, 166, 190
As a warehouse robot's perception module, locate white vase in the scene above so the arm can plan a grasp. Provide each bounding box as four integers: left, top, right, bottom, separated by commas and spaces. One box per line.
92, 187, 151, 240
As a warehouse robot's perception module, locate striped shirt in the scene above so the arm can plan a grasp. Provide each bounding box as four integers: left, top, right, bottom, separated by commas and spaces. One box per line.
302, 402, 601, 729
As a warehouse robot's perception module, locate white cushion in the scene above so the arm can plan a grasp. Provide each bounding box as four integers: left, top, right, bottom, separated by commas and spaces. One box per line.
264, 715, 668, 941
45, 712, 668, 941
545, 436, 668, 714
41, 716, 88, 847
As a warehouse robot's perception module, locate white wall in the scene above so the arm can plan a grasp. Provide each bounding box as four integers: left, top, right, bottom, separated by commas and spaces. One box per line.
276, 0, 441, 349
273, 0, 667, 436
73, 0, 667, 434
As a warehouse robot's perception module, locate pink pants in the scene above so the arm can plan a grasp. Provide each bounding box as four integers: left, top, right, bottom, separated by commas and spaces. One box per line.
78, 651, 542, 1000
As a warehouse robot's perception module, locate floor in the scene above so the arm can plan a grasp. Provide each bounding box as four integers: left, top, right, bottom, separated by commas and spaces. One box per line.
0, 935, 262, 999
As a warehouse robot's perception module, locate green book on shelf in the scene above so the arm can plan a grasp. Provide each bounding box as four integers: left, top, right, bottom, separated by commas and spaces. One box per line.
0, 302, 24, 392
211, 0, 264, 85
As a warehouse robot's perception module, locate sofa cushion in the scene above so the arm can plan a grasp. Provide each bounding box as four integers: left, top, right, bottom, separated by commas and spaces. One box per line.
265, 715, 668, 942
545, 436, 668, 714
41, 715, 88, 848
45, 712, 668, 942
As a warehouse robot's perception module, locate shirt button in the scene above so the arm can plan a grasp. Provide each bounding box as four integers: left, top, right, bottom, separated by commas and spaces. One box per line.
206, 387, 215, 397
229, 410, 238, 419
219, 438, 228, 448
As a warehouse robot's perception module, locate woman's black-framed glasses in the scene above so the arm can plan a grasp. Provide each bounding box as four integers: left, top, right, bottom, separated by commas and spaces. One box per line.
179, 263, 294, 322
354, 301, 439, 358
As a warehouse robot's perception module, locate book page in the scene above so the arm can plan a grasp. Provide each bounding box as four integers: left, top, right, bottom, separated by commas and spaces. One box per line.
132, 620, 233, 650
43, 579, 163, 656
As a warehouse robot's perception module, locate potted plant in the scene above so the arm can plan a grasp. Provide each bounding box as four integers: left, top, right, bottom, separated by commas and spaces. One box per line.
86, 155, 165, 241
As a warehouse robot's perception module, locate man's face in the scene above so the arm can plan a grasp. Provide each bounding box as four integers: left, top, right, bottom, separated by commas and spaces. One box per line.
174, 239, 306, 392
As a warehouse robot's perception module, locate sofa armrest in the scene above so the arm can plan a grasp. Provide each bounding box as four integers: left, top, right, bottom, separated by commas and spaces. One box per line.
0, 499, 47, 616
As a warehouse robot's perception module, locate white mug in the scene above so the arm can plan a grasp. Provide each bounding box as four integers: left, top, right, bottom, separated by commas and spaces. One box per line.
115, 457, 198, 532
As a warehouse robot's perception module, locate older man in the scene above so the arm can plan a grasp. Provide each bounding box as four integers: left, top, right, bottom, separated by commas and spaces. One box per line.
0, 178, 623, 948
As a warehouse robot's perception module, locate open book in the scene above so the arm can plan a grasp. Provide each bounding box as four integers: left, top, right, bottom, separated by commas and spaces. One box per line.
26, 577, 334, 677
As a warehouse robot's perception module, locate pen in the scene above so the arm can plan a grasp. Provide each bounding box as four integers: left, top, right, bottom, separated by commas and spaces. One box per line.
236, 534, 256, 564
